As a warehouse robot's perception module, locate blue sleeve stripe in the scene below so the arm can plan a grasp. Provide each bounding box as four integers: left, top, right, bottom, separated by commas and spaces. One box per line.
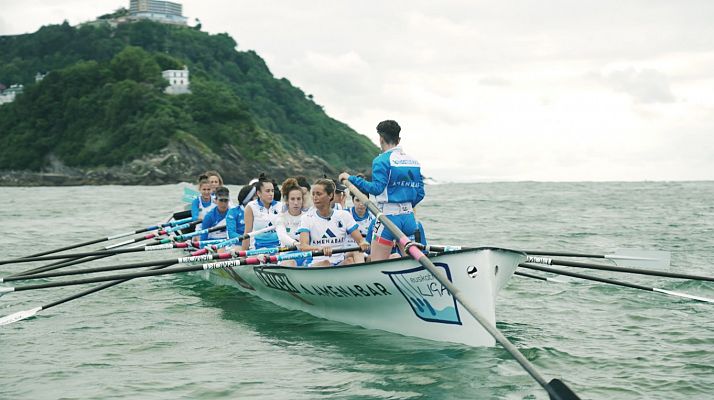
346, 224, 359, 234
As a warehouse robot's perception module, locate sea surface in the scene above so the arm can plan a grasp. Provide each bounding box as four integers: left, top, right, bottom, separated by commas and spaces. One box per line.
1, 182, 712, 399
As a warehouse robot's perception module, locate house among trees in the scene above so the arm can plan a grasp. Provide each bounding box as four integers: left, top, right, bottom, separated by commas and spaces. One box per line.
0, 84, 23, 105
162, 66, 191, 94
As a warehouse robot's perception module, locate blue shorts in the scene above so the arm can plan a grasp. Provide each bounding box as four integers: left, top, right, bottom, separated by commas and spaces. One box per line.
373, 213, 417, 244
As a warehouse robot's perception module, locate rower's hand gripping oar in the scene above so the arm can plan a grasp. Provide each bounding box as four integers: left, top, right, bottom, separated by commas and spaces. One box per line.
340, 178, 580, 400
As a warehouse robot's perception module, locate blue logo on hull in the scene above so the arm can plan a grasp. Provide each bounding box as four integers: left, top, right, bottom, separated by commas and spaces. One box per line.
383, 263, 462, 325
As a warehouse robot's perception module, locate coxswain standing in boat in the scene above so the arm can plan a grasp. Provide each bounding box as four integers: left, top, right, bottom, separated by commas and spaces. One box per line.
242, 174, 282, 250
275, 178, 306, 266
339, 119, 425, 261
199, 186, 231, 241
297, 179, 369, 266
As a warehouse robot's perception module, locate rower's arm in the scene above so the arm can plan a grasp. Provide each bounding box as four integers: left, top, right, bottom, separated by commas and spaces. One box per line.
241, 207, 254, 251
349, 155, 388, 195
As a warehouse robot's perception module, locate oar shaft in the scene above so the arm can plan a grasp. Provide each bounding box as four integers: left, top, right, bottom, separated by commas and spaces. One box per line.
42, 264, 174, 310
8, 237, 108, 261
341, 179, 578, 400
528, 256, 714, 282
518, 263, 714, 303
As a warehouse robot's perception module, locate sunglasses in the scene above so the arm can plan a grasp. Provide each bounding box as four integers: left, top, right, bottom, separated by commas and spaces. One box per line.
217, 198, 230, 202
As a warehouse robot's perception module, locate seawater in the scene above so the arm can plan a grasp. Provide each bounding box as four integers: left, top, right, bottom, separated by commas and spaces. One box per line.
1, 182, 712, 399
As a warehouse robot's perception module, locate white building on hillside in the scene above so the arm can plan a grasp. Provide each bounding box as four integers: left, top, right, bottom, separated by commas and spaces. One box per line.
0, 84, 24, 105
128, 0, 187, 25
162, 66, 191, 95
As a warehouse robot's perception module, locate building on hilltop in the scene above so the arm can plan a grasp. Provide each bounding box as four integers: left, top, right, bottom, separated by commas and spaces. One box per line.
0, 84, 24, 105
162, 66, 191, 95
128, 0, 187, 25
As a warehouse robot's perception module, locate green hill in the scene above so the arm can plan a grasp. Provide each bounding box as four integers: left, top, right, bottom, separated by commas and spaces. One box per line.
0, 20, 378, 184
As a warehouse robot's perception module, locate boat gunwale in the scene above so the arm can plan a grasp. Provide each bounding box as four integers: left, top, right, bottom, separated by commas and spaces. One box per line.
247, 246, 527, 272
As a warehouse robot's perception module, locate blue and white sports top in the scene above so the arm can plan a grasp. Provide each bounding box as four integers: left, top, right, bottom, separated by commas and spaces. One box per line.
297, 208, 359, 265
191, 197, 216, 221
199, 207, 228, 241
226, 205, 245, 239
345, 207, 374, 247
276, 212, 303, 247
246, 199, 281, 248
348, 146, 424, 214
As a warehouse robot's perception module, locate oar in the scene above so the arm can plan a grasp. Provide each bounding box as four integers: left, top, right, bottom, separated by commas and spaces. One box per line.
341, 178, 580, 400
155, 225, 226, 243
0, 264, 174, 326
103, 220, 202, 250
0, 242, 192, 265
0, 215, 193, 325
515, 271, 566, 283
0, 247, 358, 296
9, 217, 196, 260
525, 256, 714, 283
2, 244, 297, 282
189, 226, 277, 255
518, 263, 714, 303
521, 249, 671, 268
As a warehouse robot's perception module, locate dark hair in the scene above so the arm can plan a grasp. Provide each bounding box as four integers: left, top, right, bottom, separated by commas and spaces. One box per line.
313, 178, 335, 200
295, 176, 311, 191
215, 186, 230, 198
237, 185, 255, 206
376, 120, 401, 144
197, 174, 208, 182
254, 173, 273, 192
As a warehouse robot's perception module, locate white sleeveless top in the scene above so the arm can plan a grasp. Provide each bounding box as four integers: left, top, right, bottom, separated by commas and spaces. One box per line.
246, 199, 282, 248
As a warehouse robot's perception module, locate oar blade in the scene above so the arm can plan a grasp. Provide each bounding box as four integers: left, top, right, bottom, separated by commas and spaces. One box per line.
546, 378, 581, 400
609, 250, 671, 268
0, 306, 42, 326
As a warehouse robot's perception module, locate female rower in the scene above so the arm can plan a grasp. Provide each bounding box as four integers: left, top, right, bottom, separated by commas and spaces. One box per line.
297, 179, 369, 267
190, 176, 215, 222
242, 174, 282, 250
199, 186, 231, 241
275, 178, 306, 266
226, 184, 255, 239
204, 170, 224, 196
296, 175, 312, 210
344, 191, 375, 263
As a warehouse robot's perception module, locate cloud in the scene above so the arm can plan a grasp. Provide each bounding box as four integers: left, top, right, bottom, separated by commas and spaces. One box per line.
597, 68, 676, 104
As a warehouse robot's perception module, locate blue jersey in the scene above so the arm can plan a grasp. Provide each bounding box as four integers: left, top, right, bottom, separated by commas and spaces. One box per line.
226, 205, 245, 239
191, 197, 215, 221
199, 207, 229, 241
348, 146, 424, 208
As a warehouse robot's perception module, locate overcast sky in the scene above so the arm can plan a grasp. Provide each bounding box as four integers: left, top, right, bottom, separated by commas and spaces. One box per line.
1, 1, 713, 181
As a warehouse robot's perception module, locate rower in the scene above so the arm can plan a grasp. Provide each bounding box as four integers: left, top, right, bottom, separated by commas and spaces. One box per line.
226, 184, 255, 239
199, 186, 231, 241
296, 175, 312, 210
275, 178, 306, 266
190, 176, 215, 222
344, 190, 374, 263
204, 170, 224, 197
339, 119, 425, 261
242, 174, 282, 250
297, 179, 369, 267
332, 181, 347, 210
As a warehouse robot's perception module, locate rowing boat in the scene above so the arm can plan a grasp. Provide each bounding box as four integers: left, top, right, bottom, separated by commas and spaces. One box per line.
197, 247, 525, 347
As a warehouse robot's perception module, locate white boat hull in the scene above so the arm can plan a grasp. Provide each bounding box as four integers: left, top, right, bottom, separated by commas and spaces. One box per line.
198, 247, 525, 347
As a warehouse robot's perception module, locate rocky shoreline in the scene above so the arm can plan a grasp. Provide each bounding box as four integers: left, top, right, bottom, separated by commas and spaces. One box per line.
0, 138, 349, 186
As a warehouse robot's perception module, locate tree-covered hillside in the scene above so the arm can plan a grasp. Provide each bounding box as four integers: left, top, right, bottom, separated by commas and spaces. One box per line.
0, 20, 378, 182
